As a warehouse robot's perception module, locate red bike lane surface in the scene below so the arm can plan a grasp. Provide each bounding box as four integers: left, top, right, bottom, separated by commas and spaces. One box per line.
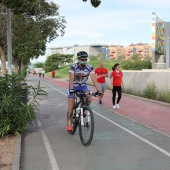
39, 76, 170, 137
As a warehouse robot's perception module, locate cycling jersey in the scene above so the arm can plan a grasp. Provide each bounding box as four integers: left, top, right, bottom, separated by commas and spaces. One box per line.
69, 63, 94, 87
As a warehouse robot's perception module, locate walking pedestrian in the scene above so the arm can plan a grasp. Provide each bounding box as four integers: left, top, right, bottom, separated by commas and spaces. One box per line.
38, 70, 42, 78
95, 62, 108, 104
42, 69, 45, 78
52, 70, 55, 78
110, 63, 124, 109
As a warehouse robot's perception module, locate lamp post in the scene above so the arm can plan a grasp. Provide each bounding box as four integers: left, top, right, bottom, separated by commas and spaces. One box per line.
7, 9, 12, 75
166, 37, 170, 69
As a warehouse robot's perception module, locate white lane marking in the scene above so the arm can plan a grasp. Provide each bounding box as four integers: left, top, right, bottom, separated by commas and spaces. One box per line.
39, 79, 67, 96
37, 120, 60, 170
55, 103, 64, 108
39, 79, 170, 158
93, 111, 170, 158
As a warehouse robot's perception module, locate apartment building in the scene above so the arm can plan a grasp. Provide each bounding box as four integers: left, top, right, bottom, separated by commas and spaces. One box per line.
107, 45, 125, 60
46, 43, 152, 61
125, 43, 152, 60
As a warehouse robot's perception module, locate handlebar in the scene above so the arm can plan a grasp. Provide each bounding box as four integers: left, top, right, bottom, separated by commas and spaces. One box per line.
75, 91, 99, 97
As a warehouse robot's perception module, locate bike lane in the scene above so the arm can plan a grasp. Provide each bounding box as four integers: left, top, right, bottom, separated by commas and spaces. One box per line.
20, 75, 170, 170
38, 76, 170, 137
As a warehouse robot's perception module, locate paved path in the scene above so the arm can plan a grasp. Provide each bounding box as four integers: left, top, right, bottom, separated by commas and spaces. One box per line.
20, 75, 170, 170
39, 75, 170, 137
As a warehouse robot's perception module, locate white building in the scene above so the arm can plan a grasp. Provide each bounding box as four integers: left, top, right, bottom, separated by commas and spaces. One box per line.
46, 44, 108, 62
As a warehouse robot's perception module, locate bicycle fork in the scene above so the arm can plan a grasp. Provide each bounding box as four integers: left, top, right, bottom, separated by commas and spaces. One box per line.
80, 108, 84, 126
80, 107, 90, 126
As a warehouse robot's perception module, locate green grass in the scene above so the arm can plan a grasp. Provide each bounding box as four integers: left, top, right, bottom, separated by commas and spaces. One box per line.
45, 65, 69, 78
45, 61, 117, 78
89, 61, 117, 71
45, 60, 152, 79
43, 61, 170, 104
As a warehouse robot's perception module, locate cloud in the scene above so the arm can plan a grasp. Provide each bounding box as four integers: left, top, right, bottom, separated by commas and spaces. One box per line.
115, 0, 170, 8
64, 9, 151, 37
45, 0, 168, 48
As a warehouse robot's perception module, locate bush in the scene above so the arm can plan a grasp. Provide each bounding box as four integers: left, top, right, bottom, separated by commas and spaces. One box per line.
0, 74, 47, 137
142, 82, 157, 100
158, 90, 170, 103
44, 66, 52, 72
121, 60, 151, 70
21, 66, 27, 78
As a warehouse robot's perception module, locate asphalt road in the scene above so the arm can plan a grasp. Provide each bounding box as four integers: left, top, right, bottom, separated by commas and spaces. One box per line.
20, 76, 170, 170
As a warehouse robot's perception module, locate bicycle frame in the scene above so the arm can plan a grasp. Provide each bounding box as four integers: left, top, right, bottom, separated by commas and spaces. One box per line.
74, 91, 94, 126
70, 91, 98, 145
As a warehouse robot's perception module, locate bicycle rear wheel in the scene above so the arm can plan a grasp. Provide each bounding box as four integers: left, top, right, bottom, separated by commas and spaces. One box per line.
79, 106, 94, 146
70, 108, 78, 135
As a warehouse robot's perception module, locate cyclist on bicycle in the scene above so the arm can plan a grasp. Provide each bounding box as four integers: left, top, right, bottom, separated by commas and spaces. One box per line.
67, 51, 101, 132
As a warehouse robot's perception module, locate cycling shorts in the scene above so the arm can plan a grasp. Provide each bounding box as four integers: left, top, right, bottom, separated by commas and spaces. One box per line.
67, 85, 89, 98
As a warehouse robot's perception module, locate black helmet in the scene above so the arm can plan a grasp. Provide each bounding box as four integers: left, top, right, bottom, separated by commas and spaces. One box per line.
77, 51, 88, 58
77, 51, 88, 65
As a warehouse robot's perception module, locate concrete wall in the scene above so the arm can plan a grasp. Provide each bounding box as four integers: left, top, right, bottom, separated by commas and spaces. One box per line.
88, 70, 170, 92
165, 22, 170, 68
122, 70, 170, 92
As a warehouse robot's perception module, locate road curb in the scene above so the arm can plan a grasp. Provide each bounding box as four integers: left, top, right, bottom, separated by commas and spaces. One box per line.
12, 135, 21, 170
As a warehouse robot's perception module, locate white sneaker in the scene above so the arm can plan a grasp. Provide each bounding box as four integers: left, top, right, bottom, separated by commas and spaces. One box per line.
116, 104, 120, 108
113, 105, 116, 109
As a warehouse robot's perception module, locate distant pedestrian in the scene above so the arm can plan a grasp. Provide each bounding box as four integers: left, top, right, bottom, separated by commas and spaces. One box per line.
39, 70, 42, 78
110, 63, 124, 109
52, 70, 55, 78
95, 62, 108, 104
33, 70, 36, 75
42, 69, 45, 78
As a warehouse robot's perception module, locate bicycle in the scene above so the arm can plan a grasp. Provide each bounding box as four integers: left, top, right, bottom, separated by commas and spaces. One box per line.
69, 91, 98, 146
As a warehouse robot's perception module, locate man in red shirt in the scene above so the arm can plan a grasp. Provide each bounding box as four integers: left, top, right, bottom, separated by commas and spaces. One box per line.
95, 62, 108, 104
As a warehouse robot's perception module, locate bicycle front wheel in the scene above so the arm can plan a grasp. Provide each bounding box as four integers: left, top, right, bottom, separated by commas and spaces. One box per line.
79, 106, 94, 146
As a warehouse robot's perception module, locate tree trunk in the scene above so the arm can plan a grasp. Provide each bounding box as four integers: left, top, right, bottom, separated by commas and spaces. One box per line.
13, 56, 19, 74
18, 60, 22, 73
0, 44, 6, 77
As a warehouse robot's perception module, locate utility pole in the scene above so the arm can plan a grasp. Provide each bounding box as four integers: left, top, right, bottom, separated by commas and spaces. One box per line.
166, 37, 170, 69
7, 9, 12, 75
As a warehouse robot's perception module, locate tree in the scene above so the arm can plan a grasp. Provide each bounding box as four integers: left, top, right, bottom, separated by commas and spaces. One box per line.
89, 55, 98, 61
97, 52, 105, 60
34, 62, 44, 68
0, 4, 7, 76
117, 55, 126, 61
131, 54, 139, 61
89, 52, 105, 61
82, 0, 101, 8
44, 53, 73, 72
0, 0, 40, 15
0, 0, 66, 75
144, 55, 152, 61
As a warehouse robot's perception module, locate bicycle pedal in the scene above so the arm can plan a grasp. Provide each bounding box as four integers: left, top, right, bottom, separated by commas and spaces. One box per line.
85, 122, 90, 128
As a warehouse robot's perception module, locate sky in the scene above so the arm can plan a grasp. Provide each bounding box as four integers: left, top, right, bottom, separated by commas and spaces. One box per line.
31, 0, 170, 63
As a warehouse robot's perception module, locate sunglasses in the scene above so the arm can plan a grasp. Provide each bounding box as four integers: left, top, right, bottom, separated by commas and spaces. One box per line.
79, 58, 87, 61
